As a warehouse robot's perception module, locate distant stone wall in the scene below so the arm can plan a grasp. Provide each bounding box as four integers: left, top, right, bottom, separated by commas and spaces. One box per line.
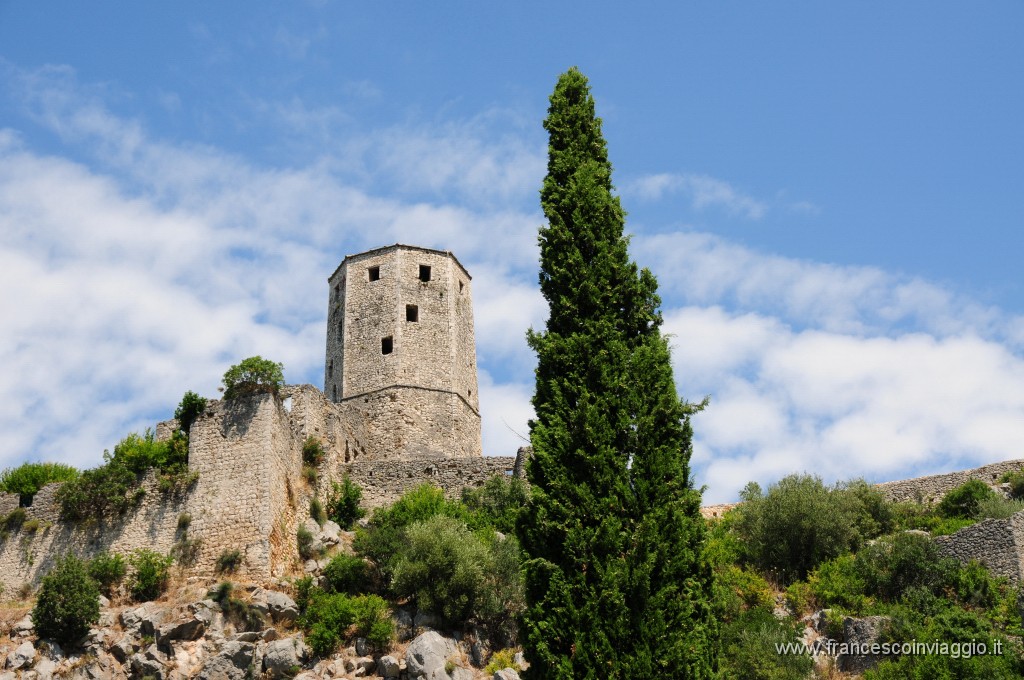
876, 459, 1024, 504
341, 456, 519, 509
935, 512, 1024, 585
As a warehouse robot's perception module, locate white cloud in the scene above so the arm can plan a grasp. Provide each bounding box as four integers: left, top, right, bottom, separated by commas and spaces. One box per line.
625, 172, 768, 220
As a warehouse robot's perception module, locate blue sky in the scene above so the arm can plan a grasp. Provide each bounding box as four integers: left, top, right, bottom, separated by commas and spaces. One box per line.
1, 2, 1022, 503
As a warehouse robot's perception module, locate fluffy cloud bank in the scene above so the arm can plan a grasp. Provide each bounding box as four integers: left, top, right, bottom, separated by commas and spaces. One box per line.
2, 62, 1022, 505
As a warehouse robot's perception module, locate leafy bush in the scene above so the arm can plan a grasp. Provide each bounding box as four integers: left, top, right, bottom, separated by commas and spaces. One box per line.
310, 498, 326, 526
937, 480, 998, 520
325, 476, 364, 530
128, 549, 173, 601
484, 649, 519, 675
57, 459, 143, 521
87, 551, 126, 597
391, 514, 524, 635
213, 581, 265, 631
322, 553, 368, 595
976, 495, 1024, 520
297, 525, 320, 561
1001, 469, 1024, 500
301, 591, 393, 656
808, 553, 870, 612
0, 462, 79, 504
719, 608, 814, 680
302, 437, 325, 467
891, 501, 978, 535
32, 554, 100, 645
174, 391, 208, 433
736, 475, 888, 583
216, 549, 242, 574
855, 532, 955, 602
222, 356, 284, 399
353, 483, 462, 578
461, 475, 528, 533
294, 575, 315, 612
714, 564, 775, 623
784, 581, 816, 617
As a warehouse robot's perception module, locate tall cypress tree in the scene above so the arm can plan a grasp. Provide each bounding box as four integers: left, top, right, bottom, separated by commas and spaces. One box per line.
517, 67, 718, 678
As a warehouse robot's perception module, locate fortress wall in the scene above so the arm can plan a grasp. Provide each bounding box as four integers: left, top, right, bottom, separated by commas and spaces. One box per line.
935, 514, 1023, 584
0, 472, 189, 597
876, 459, 1024, 504
342, 455, 518, 509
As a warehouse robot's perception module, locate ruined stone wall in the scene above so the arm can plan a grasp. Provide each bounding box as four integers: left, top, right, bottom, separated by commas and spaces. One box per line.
0, 473, 189, 597
340, 456, 519, 509
935, 512, 1024, 585
876, 459, 1024, 504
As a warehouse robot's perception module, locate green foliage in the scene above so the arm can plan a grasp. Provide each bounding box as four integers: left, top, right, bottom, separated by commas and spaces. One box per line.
177, 512, 192, 532
222, 356, 284, 400
461, 475, 528, 533
213, 581, 265, 631
293, 575, 315, 612
784, 581, 816, 617
736, 474, 891, 583
713, 564, 775, 623
0, 462, 79, 504
310, 498, 326, 526
353, 483, 462, 578
938, 479, 998, 520
517, 68, 717, 678
302, 436, 325, 467
1, 507, 26, 532
890, 501, 978, 535
808, 553, 870, 612
301, 591, 393, 657
216, 549, 242, 574
976, 495, 1024, 519
297, 525, 319, 561
719, 608, 814, 680
392, 514, 524, 642
32, 554, 100, 646
87, 551, 126, 597
326, 476, 365, 530
322, 553, 368, 595
174, 391, 207, 433
128, 549, 173, 601
484, 649, 519, 674
1000, 469, 1024, 500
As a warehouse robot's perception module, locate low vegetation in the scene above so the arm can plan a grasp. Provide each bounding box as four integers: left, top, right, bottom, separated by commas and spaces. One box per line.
222, 356, 285, 399
0, 461, 79, 505
31, 554, 100, 646
128, 549, 174, 601
326, 476, 365, 529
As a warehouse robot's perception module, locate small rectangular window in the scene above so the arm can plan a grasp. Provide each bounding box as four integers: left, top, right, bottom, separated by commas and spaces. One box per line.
333, 283, 340, 298
337, 320, 343, 338
368, 266, 380, 281
328, 360, 334, 378
406, 304, 419, 322
458, 280, 464, 293
419, 264, 431, 282
381, 336, 393, 354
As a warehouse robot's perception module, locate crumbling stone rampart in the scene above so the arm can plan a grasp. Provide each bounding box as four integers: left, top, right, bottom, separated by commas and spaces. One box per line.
876, 459, 1024, 504
935, 511, 1024, 585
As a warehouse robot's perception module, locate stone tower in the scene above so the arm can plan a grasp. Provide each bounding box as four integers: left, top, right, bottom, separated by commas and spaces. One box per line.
325, 244, 482, 458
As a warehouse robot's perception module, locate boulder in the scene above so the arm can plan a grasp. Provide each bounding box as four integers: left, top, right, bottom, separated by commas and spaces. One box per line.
405, 631, 458, 680
7, 641, 36, 670
259, 590, 299, 625
262, 638, 309, 679
494, 669, 521, 680
157, 616, 206, 650
377, 655, 401, 678
129, 644, 167, 679
33, 656, 57, 680
838, 615, 891, 673
12, 615, 33, 637
197, 641, 254, 680
121, 603, 167, 637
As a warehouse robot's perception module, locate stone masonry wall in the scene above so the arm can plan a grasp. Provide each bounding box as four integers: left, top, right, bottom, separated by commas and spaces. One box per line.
341, 456, 519, 509
876, 459, 1024, 504
935, 512, 1024, 585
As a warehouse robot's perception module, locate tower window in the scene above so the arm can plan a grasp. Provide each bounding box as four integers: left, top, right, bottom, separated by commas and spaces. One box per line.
381, 336, 393, 354
332, 385, 337, 400
337, 320, 343, 338
328, 360, 334, 378
368, 266, 380, 281
333, 283, 340, 299
419, 265, 431, 282
406, 304, 419, 322
459, 280, 464, 293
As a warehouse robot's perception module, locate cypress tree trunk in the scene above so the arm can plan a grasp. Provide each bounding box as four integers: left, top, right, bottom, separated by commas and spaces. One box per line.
517, 67, 718, 679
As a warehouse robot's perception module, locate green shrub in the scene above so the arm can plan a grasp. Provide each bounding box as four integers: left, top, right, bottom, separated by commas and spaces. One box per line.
460, 475, 528, 533
301, 591, 392, 656
177, 512, 192, 532
294, 575, 315, 612
713, 564, 774, 623
353, 483, 462, 578
484, 649, 519, 674
976, 495, 1024, 519
174, 391, 208, 433
1001, 469, 1024, 500
856, 532, 957, 601
719, 608, 815, 680
128, 549, 173, 601
391, 515, 524, 635
310, 498, 326, 526
808, 553, 869, 612
56, 460, 142, 522
784, 580, 816, 617
173, 536, 202, 567
297, 525, 319, 561
32, 554, 100, 645
1, 507, 26, 532
736, 474, 883, 583
0, 462, 79, 505
216, 549, 243, 574
322, 553, 368, 595
87, 551, 126, 597
938, 480, 998, 520
302, 437, 325, 467
326, 476, 365, 530
213, 581, 265, 631
222, 356, 284, 399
